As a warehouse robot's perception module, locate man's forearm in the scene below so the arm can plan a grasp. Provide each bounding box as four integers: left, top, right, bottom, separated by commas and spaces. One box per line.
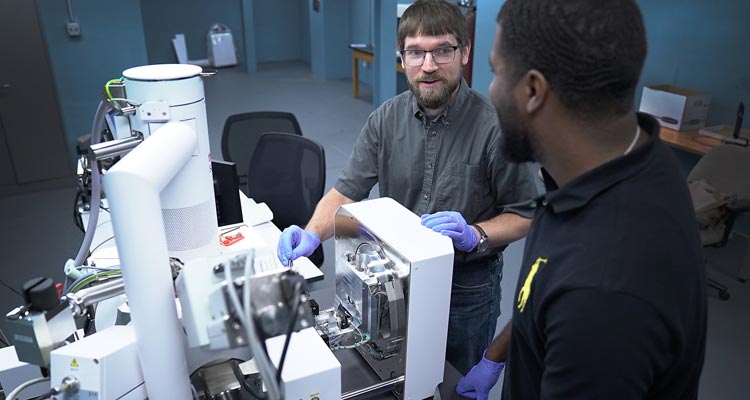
486, 320, 512, 363
475, 213, 532, 248
305, 188, 355, 241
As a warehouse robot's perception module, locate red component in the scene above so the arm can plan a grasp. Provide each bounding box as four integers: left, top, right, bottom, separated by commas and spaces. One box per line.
220, 232, 245, 247
55, 282, 63, 297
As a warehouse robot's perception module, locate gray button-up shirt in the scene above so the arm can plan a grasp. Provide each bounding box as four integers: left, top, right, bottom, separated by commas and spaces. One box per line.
335, 79, 537, 265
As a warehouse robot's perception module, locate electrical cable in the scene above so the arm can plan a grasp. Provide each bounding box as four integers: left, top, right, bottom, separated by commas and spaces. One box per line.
238, 260, 282, 400
67, 270, 122, 294
6, 377, 50, 400
190, 383, 200, 400
231, 361, 266, 399
89, 236, 115, 255
73, 100, 113, 268
275, 281, 303, 384
104, 79, 121, 100
65, 0, 75, 21
225, 255, 281, 400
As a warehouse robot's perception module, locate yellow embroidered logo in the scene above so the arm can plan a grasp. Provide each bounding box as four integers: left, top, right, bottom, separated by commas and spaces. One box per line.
517, 257, 548, 312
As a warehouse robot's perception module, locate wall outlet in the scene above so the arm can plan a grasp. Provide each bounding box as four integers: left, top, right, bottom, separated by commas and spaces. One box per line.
66, 21, 81, 37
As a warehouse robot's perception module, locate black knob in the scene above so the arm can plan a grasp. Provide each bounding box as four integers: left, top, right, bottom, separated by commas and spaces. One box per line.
22, 277, 59, 312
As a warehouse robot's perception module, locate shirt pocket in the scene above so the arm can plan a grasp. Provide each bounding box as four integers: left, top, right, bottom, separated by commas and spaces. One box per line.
435, 162, 487, 216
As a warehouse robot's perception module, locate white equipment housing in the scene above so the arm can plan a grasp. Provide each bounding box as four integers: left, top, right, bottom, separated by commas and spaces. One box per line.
266, 328, 341, 400
103, 64, 219, 399
119, 64, 218, 262
50, 326, 145, 400
334, 197, 454, 399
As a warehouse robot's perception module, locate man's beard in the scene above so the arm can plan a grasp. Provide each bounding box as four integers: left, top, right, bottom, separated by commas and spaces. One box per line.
497, 97, 535, 163
407, 71, 461, 110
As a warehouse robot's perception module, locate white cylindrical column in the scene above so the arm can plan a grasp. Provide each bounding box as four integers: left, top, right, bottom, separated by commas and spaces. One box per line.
103, 122, 197, 400
123, 64, 219, 262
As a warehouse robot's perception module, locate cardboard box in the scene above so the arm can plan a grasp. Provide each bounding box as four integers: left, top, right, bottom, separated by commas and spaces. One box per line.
639, 84, 712, 131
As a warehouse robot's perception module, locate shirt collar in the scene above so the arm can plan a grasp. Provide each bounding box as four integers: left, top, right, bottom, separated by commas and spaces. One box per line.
540, 112, 662, 213
411, 78, 471, 126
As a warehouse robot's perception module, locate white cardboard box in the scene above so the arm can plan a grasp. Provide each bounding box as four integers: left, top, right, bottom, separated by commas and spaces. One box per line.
639, 84, 712, 131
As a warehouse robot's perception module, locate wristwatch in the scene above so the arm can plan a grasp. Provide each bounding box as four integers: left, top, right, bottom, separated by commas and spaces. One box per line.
472, 224, 489, 253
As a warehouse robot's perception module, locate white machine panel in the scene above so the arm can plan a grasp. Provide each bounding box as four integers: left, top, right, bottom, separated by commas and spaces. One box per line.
266, 327, 341, 400
50, 326, 145, 400
335, 197, 454, 399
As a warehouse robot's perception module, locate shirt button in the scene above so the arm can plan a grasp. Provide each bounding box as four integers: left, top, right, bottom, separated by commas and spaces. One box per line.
423, 194, 430, 201
542, 200, 549, 207
430, 131, 437, 136
427, 163, 433, 169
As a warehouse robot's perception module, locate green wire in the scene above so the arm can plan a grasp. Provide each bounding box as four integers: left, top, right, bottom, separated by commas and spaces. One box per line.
104, 78, 122, 100
70, 270, 122, 293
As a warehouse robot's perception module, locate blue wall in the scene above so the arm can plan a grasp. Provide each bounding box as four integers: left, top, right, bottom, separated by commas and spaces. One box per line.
309, 0, 352, 79
351, 1, 374, 86
253, 0, 308, 63
140, 0, 245, 66
471, 0, 750, 126
301, 0, 311, 64
472, 0, 503, 97
638, 0, 750, 126
241, 0, 258, 72
373, 0, 398, 105
37, 0, 149, 165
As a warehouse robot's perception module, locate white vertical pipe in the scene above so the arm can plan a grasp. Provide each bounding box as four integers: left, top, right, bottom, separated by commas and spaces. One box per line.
103, 122, 197, 400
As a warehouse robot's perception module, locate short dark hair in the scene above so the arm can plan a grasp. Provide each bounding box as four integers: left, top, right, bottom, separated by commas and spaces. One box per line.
398, 0, 468, 51
497, 0, 647, 117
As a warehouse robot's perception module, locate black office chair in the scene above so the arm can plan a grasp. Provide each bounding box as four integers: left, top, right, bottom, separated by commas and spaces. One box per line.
221, 111, 302, 194
688, 143, 750, 300
247, 132, 326, 267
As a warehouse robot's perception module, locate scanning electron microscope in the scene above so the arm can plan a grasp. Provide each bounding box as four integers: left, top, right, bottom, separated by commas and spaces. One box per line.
1, 64, 455, 400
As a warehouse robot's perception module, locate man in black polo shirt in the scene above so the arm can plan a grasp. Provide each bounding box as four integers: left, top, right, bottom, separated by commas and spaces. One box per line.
456, 0, 707, 399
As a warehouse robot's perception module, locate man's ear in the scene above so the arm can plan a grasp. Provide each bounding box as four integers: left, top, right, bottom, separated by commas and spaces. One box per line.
461, 43, 472, 66
522, 69, 548, 115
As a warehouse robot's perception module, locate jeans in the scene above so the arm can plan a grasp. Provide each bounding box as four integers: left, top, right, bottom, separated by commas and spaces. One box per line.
446, 253, 503, 375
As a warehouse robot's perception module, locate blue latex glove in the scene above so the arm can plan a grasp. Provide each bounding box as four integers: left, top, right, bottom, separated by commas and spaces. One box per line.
421, 211, 478, 252
277, 225, 320, 265
456, 351, 505, 400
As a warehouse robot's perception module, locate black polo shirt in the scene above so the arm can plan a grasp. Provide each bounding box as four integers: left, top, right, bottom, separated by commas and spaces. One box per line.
502, 113, 707, 399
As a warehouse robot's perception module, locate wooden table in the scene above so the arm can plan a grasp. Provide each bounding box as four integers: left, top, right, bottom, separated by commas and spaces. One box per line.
351, 45, 405, 97
659, 126, 750, 156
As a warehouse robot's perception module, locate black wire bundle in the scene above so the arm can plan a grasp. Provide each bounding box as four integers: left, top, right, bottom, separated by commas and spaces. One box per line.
275, 281, 303, 385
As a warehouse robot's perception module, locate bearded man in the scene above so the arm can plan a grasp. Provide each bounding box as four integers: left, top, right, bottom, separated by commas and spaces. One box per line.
277, 0, 537, 374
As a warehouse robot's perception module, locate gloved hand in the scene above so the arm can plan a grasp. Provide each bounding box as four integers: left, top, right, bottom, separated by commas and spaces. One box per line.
456, 351, 505, 400
421, 211, 478, 252
277, 225, 320, 265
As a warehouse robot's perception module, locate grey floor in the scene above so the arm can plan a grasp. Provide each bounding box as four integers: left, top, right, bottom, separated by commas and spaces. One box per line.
0, 61, 748, 399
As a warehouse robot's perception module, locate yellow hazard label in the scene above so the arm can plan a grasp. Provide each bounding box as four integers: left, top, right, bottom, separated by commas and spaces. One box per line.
70, 359, 79, 367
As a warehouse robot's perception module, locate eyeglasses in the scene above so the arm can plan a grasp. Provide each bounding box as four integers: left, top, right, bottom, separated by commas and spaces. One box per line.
400, 46, 460, 67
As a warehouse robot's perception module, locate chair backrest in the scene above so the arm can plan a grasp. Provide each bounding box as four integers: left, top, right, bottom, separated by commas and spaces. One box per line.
246, 132, 326, 230
221, 112, 302, 192
688, 144, 750, 200
688, 144, 750, 246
